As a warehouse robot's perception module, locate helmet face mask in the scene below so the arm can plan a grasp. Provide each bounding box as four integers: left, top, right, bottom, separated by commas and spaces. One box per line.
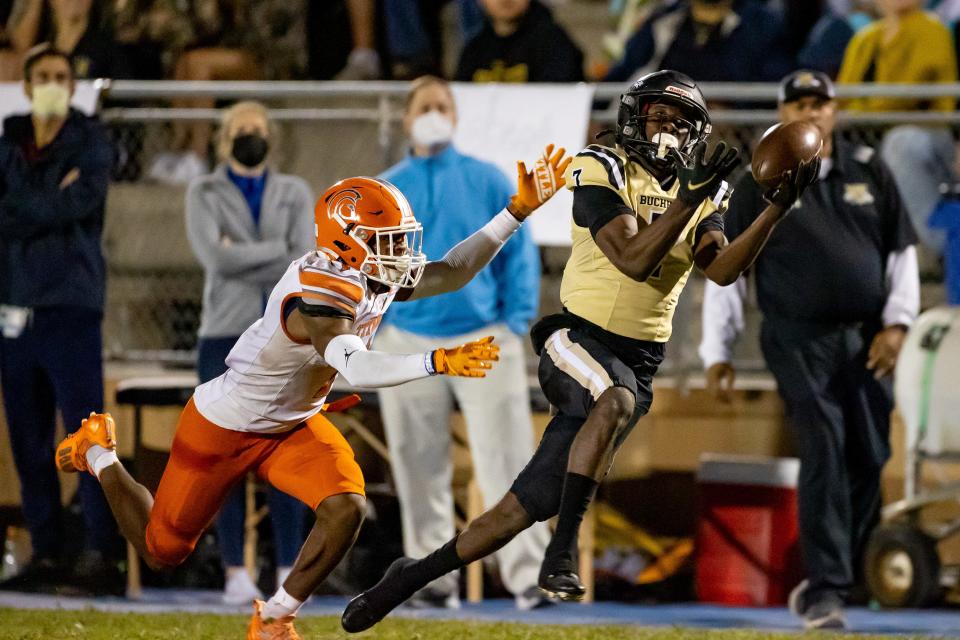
358, 222, 426, 288
315, 177, 427, 289
616, 71, 712, 179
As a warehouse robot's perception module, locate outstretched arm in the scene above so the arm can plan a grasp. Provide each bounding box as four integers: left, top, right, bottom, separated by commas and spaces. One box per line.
402, 144, 570, 301
285, 309, 500, 387
695, 157, 819, 285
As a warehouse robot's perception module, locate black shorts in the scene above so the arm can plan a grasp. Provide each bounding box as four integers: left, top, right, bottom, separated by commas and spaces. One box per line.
510, 312, 664, 521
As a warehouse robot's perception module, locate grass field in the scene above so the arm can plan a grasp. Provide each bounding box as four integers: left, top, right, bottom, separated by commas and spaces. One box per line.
0, 609, 940, 640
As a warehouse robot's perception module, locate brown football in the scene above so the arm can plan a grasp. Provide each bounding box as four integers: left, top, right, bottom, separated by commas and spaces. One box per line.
751, 121, 823, 189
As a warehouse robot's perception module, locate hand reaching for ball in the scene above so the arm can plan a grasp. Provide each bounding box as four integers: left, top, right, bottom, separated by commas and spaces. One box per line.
751, 120, 823, 209
764, 156, 821, 208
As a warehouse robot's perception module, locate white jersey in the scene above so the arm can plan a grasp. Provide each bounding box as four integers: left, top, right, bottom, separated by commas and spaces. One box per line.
193, 252, 398, 433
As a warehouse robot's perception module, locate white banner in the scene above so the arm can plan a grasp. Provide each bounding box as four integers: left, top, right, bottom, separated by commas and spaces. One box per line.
0, 80, 102, 134
450, 83, 594, 246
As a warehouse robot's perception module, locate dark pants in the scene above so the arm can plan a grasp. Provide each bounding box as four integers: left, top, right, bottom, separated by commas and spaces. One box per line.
0, 307, 116, 558
761, 318, 893, 604
197, 337, 307, 568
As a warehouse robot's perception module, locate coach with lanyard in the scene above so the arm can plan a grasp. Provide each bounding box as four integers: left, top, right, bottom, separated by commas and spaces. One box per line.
699, 70, 920, 630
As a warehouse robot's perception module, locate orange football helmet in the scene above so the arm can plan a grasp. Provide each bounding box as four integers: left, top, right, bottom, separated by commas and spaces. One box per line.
315, 176, 426, 288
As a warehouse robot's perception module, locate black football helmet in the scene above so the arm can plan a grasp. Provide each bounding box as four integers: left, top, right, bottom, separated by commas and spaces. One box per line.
616, 70, 712, 179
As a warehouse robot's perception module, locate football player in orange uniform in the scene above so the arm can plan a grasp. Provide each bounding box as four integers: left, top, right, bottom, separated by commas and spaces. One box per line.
55, 146, 570, 640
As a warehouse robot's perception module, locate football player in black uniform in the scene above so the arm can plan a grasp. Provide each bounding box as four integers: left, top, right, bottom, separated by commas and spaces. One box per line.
342, 71, 819, 632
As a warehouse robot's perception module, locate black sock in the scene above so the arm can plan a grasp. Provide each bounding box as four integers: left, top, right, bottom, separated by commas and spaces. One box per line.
543, 472, 598, 572
399, 536, 464, 589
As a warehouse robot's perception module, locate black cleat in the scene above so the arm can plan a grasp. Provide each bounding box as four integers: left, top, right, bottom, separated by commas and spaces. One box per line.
341, 557, 420, 633
538, 569, 586, 601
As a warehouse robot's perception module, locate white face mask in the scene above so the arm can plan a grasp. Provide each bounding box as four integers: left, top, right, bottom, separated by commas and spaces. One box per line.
31, 82, 70, 119
410, 110, 454, 152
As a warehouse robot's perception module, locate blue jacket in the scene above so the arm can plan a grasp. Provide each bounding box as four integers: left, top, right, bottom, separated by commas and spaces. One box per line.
381, 145, 540, 337
0, 109, 112, 311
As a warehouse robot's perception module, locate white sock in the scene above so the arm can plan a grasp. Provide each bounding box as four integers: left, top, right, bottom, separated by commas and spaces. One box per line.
261, 586, 302, 620
85, 444, 119, 479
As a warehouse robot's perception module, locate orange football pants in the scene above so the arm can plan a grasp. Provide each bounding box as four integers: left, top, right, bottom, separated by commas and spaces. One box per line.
144, 398, 365, 568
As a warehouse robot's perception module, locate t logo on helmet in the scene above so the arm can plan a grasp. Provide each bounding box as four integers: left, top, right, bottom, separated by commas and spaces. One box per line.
327, 188, 361, 224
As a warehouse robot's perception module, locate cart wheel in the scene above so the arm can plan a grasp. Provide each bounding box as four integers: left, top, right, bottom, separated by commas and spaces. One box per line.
865, 523, 941, 608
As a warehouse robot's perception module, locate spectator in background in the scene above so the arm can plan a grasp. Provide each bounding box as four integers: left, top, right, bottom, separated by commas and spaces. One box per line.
0, 44, 119, 594
779, 0, 826, 60
700, 71, 919, 630
385, 0, 483, 78
2, 0, 131, 79
604, 0, 790, 84
147, 1, 262, 185
838, 0, 957, 256
0, 0, 22, 79
185, 100, 315, 605
336, 0, 383, 80
307, 0, 389, 80
374, 76, 553, 610
797, 0, 875, 78
111, 0, 305, 83
456, 0, 584, 82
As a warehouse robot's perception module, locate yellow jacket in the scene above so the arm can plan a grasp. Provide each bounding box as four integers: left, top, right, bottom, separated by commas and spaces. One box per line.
837, 10, 957, 111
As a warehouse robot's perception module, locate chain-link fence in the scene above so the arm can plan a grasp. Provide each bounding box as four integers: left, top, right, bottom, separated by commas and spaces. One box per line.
97, 81, 959, 372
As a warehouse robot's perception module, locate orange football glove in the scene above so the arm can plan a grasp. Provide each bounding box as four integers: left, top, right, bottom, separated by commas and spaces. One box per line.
432, 336, 500, 377
510, 144, 572, 217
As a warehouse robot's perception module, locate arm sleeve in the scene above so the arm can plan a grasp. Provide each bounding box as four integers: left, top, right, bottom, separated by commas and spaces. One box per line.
883, 245, 920, 328
404, 207, 523, 301
694, 211, 725, 247
572, 186, 634, 238
324, 333, 435, 388
698, 277, 746, 369
0, 124, 112, 234
185, 180, 288, 277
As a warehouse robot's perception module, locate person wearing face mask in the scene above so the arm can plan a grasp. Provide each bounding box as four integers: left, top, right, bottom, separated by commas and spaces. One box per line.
372, 75, 553, 611
0, 44, 119, 594
699, 71, 920, 630
184, 100, 315, 605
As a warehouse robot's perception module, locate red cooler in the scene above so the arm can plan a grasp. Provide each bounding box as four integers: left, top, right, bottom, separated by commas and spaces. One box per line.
695, 454, 804, 606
